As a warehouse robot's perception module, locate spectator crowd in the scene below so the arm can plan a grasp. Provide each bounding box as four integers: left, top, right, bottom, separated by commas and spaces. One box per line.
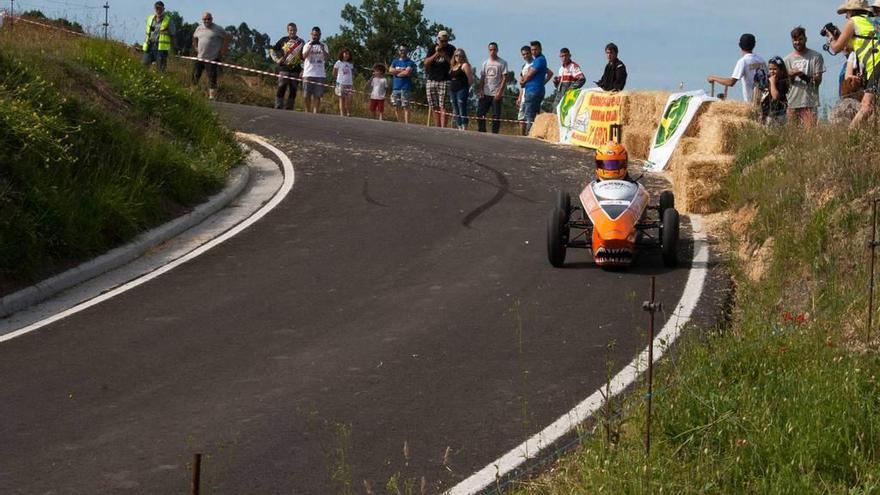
139, 0, 880, 132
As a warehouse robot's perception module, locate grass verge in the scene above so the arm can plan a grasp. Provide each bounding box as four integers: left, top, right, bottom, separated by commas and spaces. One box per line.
0, 23, 242, 287
512, 125, 880, 493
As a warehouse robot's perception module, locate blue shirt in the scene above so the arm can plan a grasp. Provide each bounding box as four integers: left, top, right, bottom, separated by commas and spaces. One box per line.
524, 54, 547, 93
391, 58, 418, 91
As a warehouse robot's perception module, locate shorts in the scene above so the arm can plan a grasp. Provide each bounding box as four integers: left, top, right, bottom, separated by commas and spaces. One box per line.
426, 80, 448, 108
334, 84, 353, 97
391, 89, 412, 108
369, 98, 385, 113
303, 77, 326, 97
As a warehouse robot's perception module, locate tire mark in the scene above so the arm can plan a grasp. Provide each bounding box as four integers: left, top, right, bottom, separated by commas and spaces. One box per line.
440, 152, 515, 228
362, 178, 389, 208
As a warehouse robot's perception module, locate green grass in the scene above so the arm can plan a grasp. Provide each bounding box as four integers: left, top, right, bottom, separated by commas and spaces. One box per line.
0, 24, 242, 285
511, 125, 880, 494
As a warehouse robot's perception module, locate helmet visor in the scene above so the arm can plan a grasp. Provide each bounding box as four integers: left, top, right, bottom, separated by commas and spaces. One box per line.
596, 158, 626, 171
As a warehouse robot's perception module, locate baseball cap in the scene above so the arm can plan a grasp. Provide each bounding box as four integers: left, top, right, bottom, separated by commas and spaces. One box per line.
438, 30, 449, 40
154, 1, 164, 7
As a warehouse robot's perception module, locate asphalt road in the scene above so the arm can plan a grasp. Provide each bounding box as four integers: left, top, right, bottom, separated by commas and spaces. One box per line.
0, 104, 694, 493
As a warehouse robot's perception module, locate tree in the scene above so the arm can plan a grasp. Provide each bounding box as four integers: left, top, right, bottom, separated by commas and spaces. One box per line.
325, 0, 452, 70
168, 11, 196, 56
21, 10, 84, 33
224, 22, 272, 69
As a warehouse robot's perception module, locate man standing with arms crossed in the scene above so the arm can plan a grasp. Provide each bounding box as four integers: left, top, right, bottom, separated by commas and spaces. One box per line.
301, 26, 330, 114
424, 30, 456, 127
389, 45, 418, 124
552, 47, 586, 110
271, 23, 304, 110
142, 1, 175, 72
477, 42, 509, 134
520, 40, 552, 135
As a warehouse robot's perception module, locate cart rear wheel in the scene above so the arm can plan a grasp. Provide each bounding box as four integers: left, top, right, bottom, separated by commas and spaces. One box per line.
661, 208, 680, 267
547, 208, 568, 267
659, 190, 675, 214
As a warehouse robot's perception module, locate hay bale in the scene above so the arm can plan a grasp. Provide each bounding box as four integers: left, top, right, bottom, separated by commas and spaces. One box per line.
703, 99, 755, 119
529, 113, 558, 141
622, 128, 654, 159
696, 115, 754, 154
671, 153, 735, 214
619, 91, 670, 129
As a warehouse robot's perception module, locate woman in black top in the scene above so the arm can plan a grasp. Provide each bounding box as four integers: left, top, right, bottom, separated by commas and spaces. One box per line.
761, 57, 789, 125
449, 49, 474, 130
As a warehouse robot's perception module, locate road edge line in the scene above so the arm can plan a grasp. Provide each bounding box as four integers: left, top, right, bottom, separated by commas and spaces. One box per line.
446, 214, 710, 495
0, 133, 294, 344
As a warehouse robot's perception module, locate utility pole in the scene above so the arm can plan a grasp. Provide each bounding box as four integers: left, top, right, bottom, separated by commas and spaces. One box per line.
102, 1, 109, 39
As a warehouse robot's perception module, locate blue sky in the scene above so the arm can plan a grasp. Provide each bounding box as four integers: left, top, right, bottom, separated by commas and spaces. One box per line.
8, 0, 843, 104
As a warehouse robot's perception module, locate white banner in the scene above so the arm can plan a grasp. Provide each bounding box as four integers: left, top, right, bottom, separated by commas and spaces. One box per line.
644, 90, 717, 171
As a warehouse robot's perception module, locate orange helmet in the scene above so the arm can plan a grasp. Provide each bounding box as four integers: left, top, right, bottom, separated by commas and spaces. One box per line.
595, 142, 628, 181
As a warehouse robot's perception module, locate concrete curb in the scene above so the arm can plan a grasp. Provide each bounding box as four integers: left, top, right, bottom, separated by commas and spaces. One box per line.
0, 161, 252, 319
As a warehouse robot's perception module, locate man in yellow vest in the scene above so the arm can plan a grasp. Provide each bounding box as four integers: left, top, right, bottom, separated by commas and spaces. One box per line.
142, 1, 176, 72
829, 0, 880, 126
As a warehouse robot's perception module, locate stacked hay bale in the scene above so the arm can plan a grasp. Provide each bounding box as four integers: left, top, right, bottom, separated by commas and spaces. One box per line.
668, 100, 756, 213
528, 113, 560, 142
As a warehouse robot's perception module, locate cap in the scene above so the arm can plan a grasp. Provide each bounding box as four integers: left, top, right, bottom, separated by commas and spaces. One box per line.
154, 1, 164, 7
438, 30, 449, 40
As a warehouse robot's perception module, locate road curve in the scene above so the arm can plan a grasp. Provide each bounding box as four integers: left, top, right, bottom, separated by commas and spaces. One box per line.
0, 103, 693, 493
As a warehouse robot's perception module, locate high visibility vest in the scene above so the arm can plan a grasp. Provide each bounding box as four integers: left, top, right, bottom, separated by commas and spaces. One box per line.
853, 15, 879, 79
143, 14, 171, 52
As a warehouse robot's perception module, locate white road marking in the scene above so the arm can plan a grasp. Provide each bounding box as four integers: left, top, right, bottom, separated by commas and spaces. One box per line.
446, 215, 710, 495
0, 133, 294, 344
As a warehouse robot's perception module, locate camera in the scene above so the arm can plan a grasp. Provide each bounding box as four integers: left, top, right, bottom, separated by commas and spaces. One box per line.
820, 22, 840, 39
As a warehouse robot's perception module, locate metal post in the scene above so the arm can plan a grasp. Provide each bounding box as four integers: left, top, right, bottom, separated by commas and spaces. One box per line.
868, 200, 879, 346
9, 0, 13, 29
102, 1, 109, 39
710, 81, 715, 98
642, 276, 660, 456
191, 453, 202, 495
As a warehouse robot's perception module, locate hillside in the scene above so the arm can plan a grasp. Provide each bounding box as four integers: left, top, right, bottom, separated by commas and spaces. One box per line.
0, 21, 242, 288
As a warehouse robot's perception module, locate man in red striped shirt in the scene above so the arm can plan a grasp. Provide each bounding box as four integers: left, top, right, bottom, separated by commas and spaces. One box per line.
553, 47, 586, 111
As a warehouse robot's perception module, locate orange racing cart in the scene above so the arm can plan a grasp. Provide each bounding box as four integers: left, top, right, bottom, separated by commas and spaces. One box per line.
546, 178, 680, 268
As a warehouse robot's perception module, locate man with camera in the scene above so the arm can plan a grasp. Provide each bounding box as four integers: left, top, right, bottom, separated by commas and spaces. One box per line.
424, 30, 456, 127
825, 0, 879, 127
301, 26, 330, 114
784, 27, 824, 127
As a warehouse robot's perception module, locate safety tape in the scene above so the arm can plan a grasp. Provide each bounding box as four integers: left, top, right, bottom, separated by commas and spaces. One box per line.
4, 12, 540, 126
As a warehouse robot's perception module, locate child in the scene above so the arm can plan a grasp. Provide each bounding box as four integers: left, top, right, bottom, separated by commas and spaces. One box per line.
367, 63, 388, 121
333, 48, 354, 117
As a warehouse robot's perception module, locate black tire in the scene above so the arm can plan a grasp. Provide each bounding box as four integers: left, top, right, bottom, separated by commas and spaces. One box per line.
547, 208, 568, 267
554, 190, 571, 215
659, 190, 675, 214
661, 208, 680, 267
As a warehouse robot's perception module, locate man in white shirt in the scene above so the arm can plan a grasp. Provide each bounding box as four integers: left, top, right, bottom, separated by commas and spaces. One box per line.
707, 33, 768, 103
477, 42, 509, 133
301, 26, 330, 113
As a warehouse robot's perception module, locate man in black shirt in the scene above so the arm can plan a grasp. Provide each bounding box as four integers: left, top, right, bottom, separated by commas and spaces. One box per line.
596, 42, 627, 92
271, 22, 304, 110
424, 30, 456, 127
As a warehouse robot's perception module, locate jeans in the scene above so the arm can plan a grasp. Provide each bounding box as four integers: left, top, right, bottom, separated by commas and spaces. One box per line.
523, 89, 545, 133
276, 69, 300, 110
477, 95, 502, 133
450, 88, 469, 128
141, 48, 168, 72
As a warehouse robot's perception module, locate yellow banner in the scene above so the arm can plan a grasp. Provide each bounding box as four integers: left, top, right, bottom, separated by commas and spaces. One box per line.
565, 92, 622, 150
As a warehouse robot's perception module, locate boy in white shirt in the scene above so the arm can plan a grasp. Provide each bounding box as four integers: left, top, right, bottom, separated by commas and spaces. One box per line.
707, 33, 768, 103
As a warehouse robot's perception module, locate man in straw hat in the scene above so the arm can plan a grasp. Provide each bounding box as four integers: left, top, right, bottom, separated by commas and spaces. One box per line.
827, 0, 879, 126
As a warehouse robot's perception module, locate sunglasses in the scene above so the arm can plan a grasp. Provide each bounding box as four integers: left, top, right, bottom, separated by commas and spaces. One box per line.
596, 159, 626, 170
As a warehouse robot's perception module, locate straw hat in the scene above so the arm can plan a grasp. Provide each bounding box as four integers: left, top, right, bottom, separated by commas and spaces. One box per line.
837, 0, 870, 14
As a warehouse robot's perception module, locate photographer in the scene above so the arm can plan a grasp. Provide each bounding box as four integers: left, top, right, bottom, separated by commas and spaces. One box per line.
826, 0, 879, 127
784, 26, 824, 127
301, 26, 330, 114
